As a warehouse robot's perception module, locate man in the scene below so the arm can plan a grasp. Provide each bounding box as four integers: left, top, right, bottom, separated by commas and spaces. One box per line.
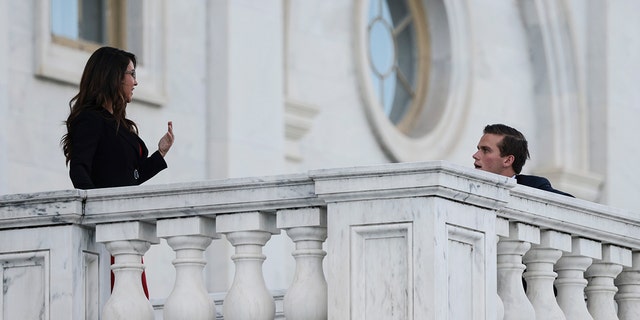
473, 124, 573, 197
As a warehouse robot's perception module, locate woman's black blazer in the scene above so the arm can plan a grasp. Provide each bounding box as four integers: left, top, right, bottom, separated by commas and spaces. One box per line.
69, 107, 167, 189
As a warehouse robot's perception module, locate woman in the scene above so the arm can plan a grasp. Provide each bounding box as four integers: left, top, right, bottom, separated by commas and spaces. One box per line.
61, 46, 174, 189
61, 47, 174, 299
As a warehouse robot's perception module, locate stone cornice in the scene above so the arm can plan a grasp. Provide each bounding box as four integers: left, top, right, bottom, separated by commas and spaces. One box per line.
1, 161, 640, 252
310, 161, 514, 210
503, 185, 640, 249
81, 174, 321, 225
0, 189, 84, 229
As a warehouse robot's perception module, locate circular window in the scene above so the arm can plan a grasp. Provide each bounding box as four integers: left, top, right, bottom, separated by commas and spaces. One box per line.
356, 0, 471, 162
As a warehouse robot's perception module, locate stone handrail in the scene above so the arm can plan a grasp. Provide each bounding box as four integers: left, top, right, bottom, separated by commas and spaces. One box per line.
0, 161, 639, 319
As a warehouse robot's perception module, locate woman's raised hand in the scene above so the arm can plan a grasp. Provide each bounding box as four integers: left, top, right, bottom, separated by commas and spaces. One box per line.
158, 121, 174, 157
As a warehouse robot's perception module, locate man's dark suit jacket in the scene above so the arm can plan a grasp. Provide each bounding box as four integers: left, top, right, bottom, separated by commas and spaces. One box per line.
516, 174, 574, 197
69, 106, 167, 189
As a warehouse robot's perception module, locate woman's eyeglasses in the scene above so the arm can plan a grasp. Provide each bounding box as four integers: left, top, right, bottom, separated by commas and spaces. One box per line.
124, 69, 136, 79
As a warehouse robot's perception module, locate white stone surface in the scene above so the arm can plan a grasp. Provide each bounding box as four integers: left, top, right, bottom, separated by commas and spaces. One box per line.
96, 221, 160, 244
508, 222, 541, 244
2, 162, 640, 318
0, 0, 7, 194
523, 246, 566, 320
615, 252, 640, 320
524, 231, 572, 320
555, 254, 594, 320
157, 216, 218, 239
607, 0, 640, 211
101, 240, 154, 320
319, 165, 505, 319
1, 0, 640, 203
222, 231, 276, 320
569, 237, 603, 260
207, 0, 285, 179
276, 207, 326, 229
498, 240, 535, 320
0, 225, 109, 319
2, 0, 640, 307
161, 234, 215, 320
156, 217, 219, 320
585, 262, 623, 320
538, 230, 572, 252
280, 226, 327, 320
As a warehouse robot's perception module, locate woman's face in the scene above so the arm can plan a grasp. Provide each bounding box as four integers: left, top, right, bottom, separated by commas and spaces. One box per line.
123, 61, 137, 103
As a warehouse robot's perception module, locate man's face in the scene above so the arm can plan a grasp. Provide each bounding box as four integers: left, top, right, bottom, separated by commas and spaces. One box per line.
472, 133, 513, 176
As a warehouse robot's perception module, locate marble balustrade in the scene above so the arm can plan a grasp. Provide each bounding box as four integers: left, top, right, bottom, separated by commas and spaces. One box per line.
1, 161, 640, 319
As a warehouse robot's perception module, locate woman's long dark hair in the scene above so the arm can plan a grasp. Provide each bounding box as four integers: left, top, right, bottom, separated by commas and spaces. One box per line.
61, 47, 138, 165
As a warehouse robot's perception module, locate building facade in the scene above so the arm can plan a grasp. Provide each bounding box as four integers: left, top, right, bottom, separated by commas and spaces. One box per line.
1, 0, 639, 303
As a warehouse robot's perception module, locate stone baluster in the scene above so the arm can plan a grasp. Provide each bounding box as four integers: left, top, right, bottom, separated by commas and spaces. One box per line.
497, 222, 539, 320
616, 252, 640, 320
216, 211, 279, 320
523, 230, 571, 320
554, 237, 600, 320
276, 207, 328, 320
95, 221, 159, 320
157, 217, 219, 320
496, 217, 510, 320
585, 244, 632, 320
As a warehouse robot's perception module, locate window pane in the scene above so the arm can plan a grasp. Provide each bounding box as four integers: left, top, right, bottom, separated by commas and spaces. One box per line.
51, 0, 106, 44
126, 0, 144, 61
369, 20, 394, 77
396, 25, 416, 92
387, 0, 409, 25
51, 0, 79, 39
52, 0, 138, 49
390, 74, 411, 123
79, 0, 106, 44
368, 0, 417, 126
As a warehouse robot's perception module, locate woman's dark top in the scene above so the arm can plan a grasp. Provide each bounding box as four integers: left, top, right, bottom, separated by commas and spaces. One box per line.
69, 106, 167, 189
